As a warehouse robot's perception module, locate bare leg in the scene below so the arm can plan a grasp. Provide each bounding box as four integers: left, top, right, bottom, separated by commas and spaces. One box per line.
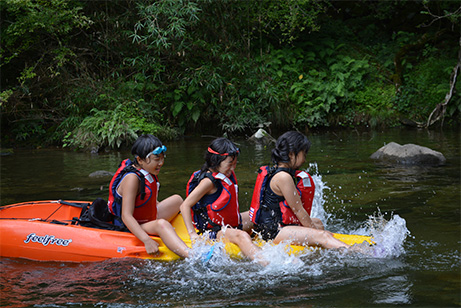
157, 194, 183, 221
218, 228, 267, 266
240, 210, 254, 233
274, 225, 349, 249
142, 218, 190, 258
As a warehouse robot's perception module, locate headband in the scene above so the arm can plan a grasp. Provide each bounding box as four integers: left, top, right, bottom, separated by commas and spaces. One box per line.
207, 147, 239, 156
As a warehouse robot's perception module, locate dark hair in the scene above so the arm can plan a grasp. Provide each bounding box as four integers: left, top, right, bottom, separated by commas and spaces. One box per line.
131, 134, 163, 160
271, 131, 311, 165
201, 138, 239, 173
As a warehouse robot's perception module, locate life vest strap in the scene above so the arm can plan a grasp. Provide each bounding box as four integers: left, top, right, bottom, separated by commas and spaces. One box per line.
113, 165, 147, 205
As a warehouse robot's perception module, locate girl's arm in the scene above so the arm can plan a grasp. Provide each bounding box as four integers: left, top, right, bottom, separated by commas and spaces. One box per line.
179, 178, 215, 239
271, 172, 317, 229
119, 173, 159, 254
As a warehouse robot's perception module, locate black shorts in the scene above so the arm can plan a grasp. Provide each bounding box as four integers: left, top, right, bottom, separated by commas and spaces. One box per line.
253, 222, 281, 241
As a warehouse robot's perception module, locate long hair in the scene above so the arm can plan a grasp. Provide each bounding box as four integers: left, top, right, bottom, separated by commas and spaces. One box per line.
201, 138, 239, 173
271, 131, 311, 165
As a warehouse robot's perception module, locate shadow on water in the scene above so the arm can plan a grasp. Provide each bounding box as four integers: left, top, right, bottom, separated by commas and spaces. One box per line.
0, 127, 460, 307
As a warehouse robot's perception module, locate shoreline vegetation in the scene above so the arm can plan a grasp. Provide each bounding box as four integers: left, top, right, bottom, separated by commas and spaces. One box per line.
1, 1, 460, 151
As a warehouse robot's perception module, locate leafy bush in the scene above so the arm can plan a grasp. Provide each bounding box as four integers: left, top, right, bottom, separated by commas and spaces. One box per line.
352, 83, 397, 127
284, 41, 370, 127
64, 102, 179, 150
167, 48, 281, 134
394, 57, 457, 121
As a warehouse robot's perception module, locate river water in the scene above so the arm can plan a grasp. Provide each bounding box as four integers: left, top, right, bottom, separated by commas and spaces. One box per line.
1, 128, 460, 307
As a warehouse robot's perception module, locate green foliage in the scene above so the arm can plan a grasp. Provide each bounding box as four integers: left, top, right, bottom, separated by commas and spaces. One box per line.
165, 46, 281, 134
1, 0, 93, 145
1, 0, 92, 77
64, 102, 179, 150
64, 105, 137, 150
168, 63, 219, 131
215, 53, 281, 133
0, 89, 13, 106
1, 0, 459, 149
257, 0, 326, 44
394, 57, 457, 121
11, 119, 46, 142
286, 41, 370, 127
131, 0, 200, 52
53, 70, 172, 145
354, 83, 398, 127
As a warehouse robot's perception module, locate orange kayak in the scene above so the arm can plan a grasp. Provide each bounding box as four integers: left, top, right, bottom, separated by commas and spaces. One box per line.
0, 200, 373, 263
0, 200, 189, 262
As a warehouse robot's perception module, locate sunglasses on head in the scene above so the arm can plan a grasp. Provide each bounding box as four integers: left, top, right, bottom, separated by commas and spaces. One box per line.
207, 147, 240, 156
146, 145, 167, 158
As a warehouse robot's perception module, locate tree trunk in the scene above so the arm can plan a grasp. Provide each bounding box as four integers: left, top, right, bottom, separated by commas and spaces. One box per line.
423, 35, 461, 128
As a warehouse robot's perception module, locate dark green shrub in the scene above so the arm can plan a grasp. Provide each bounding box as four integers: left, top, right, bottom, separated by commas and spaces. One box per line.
64, 101, 179, 150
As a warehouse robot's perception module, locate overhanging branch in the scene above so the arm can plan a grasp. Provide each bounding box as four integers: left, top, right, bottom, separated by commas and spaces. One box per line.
424, 35, 461, 128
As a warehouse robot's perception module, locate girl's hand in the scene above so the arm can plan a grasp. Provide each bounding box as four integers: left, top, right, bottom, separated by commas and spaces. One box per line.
189, 231, 199, 240
144, 238, 160, 255
180, 176, 215, 242
312, 217, 325, 230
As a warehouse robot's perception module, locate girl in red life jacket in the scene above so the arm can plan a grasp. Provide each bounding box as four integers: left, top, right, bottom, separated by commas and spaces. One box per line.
111, 134, 190, 258
252, 131, 350, 250
180, 138, 267, 265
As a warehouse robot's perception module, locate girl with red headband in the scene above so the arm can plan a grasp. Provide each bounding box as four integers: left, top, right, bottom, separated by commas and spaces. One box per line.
180, 138, 266, 265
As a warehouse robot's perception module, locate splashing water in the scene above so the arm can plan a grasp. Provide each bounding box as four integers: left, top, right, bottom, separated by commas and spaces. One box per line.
307, 163, 331, 223
306, 163, 410, 259
108, 170, 412, 306
187, 235, 230, 266
185, 231, 303, 270
364, 210, 410, 258
142, 162, 412, 300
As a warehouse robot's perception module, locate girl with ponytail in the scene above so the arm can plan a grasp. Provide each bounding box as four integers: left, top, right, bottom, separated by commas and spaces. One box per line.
250, 131, 350, 250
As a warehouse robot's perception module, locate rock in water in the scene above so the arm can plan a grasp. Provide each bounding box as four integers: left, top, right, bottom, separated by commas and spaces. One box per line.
248, 128, 276, 145
89, 170, 115, 178
370, 142, 446, 166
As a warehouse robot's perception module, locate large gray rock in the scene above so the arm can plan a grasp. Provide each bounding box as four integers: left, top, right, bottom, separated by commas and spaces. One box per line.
248, 128, 276, 145
370, 142, 446, 165
89, 170, 115, 178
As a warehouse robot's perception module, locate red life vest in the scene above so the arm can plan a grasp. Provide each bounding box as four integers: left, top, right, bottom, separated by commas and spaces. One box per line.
249, 166, 315, 226
108, 159, 159, 226
279, 170, 315, 225
186, 170, 241, 231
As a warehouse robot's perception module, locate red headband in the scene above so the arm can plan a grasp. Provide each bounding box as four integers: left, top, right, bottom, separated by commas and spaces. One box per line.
207, 147, 239, 156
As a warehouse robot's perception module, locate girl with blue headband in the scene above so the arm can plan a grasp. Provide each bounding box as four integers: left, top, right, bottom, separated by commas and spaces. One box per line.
108, 134, 190, 258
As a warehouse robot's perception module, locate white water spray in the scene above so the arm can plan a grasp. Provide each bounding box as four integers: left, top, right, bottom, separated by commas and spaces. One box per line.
365, 210, 410, 258
185, 163, 410, 272
307, 162, 331, 223
306, 163, 410, 259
